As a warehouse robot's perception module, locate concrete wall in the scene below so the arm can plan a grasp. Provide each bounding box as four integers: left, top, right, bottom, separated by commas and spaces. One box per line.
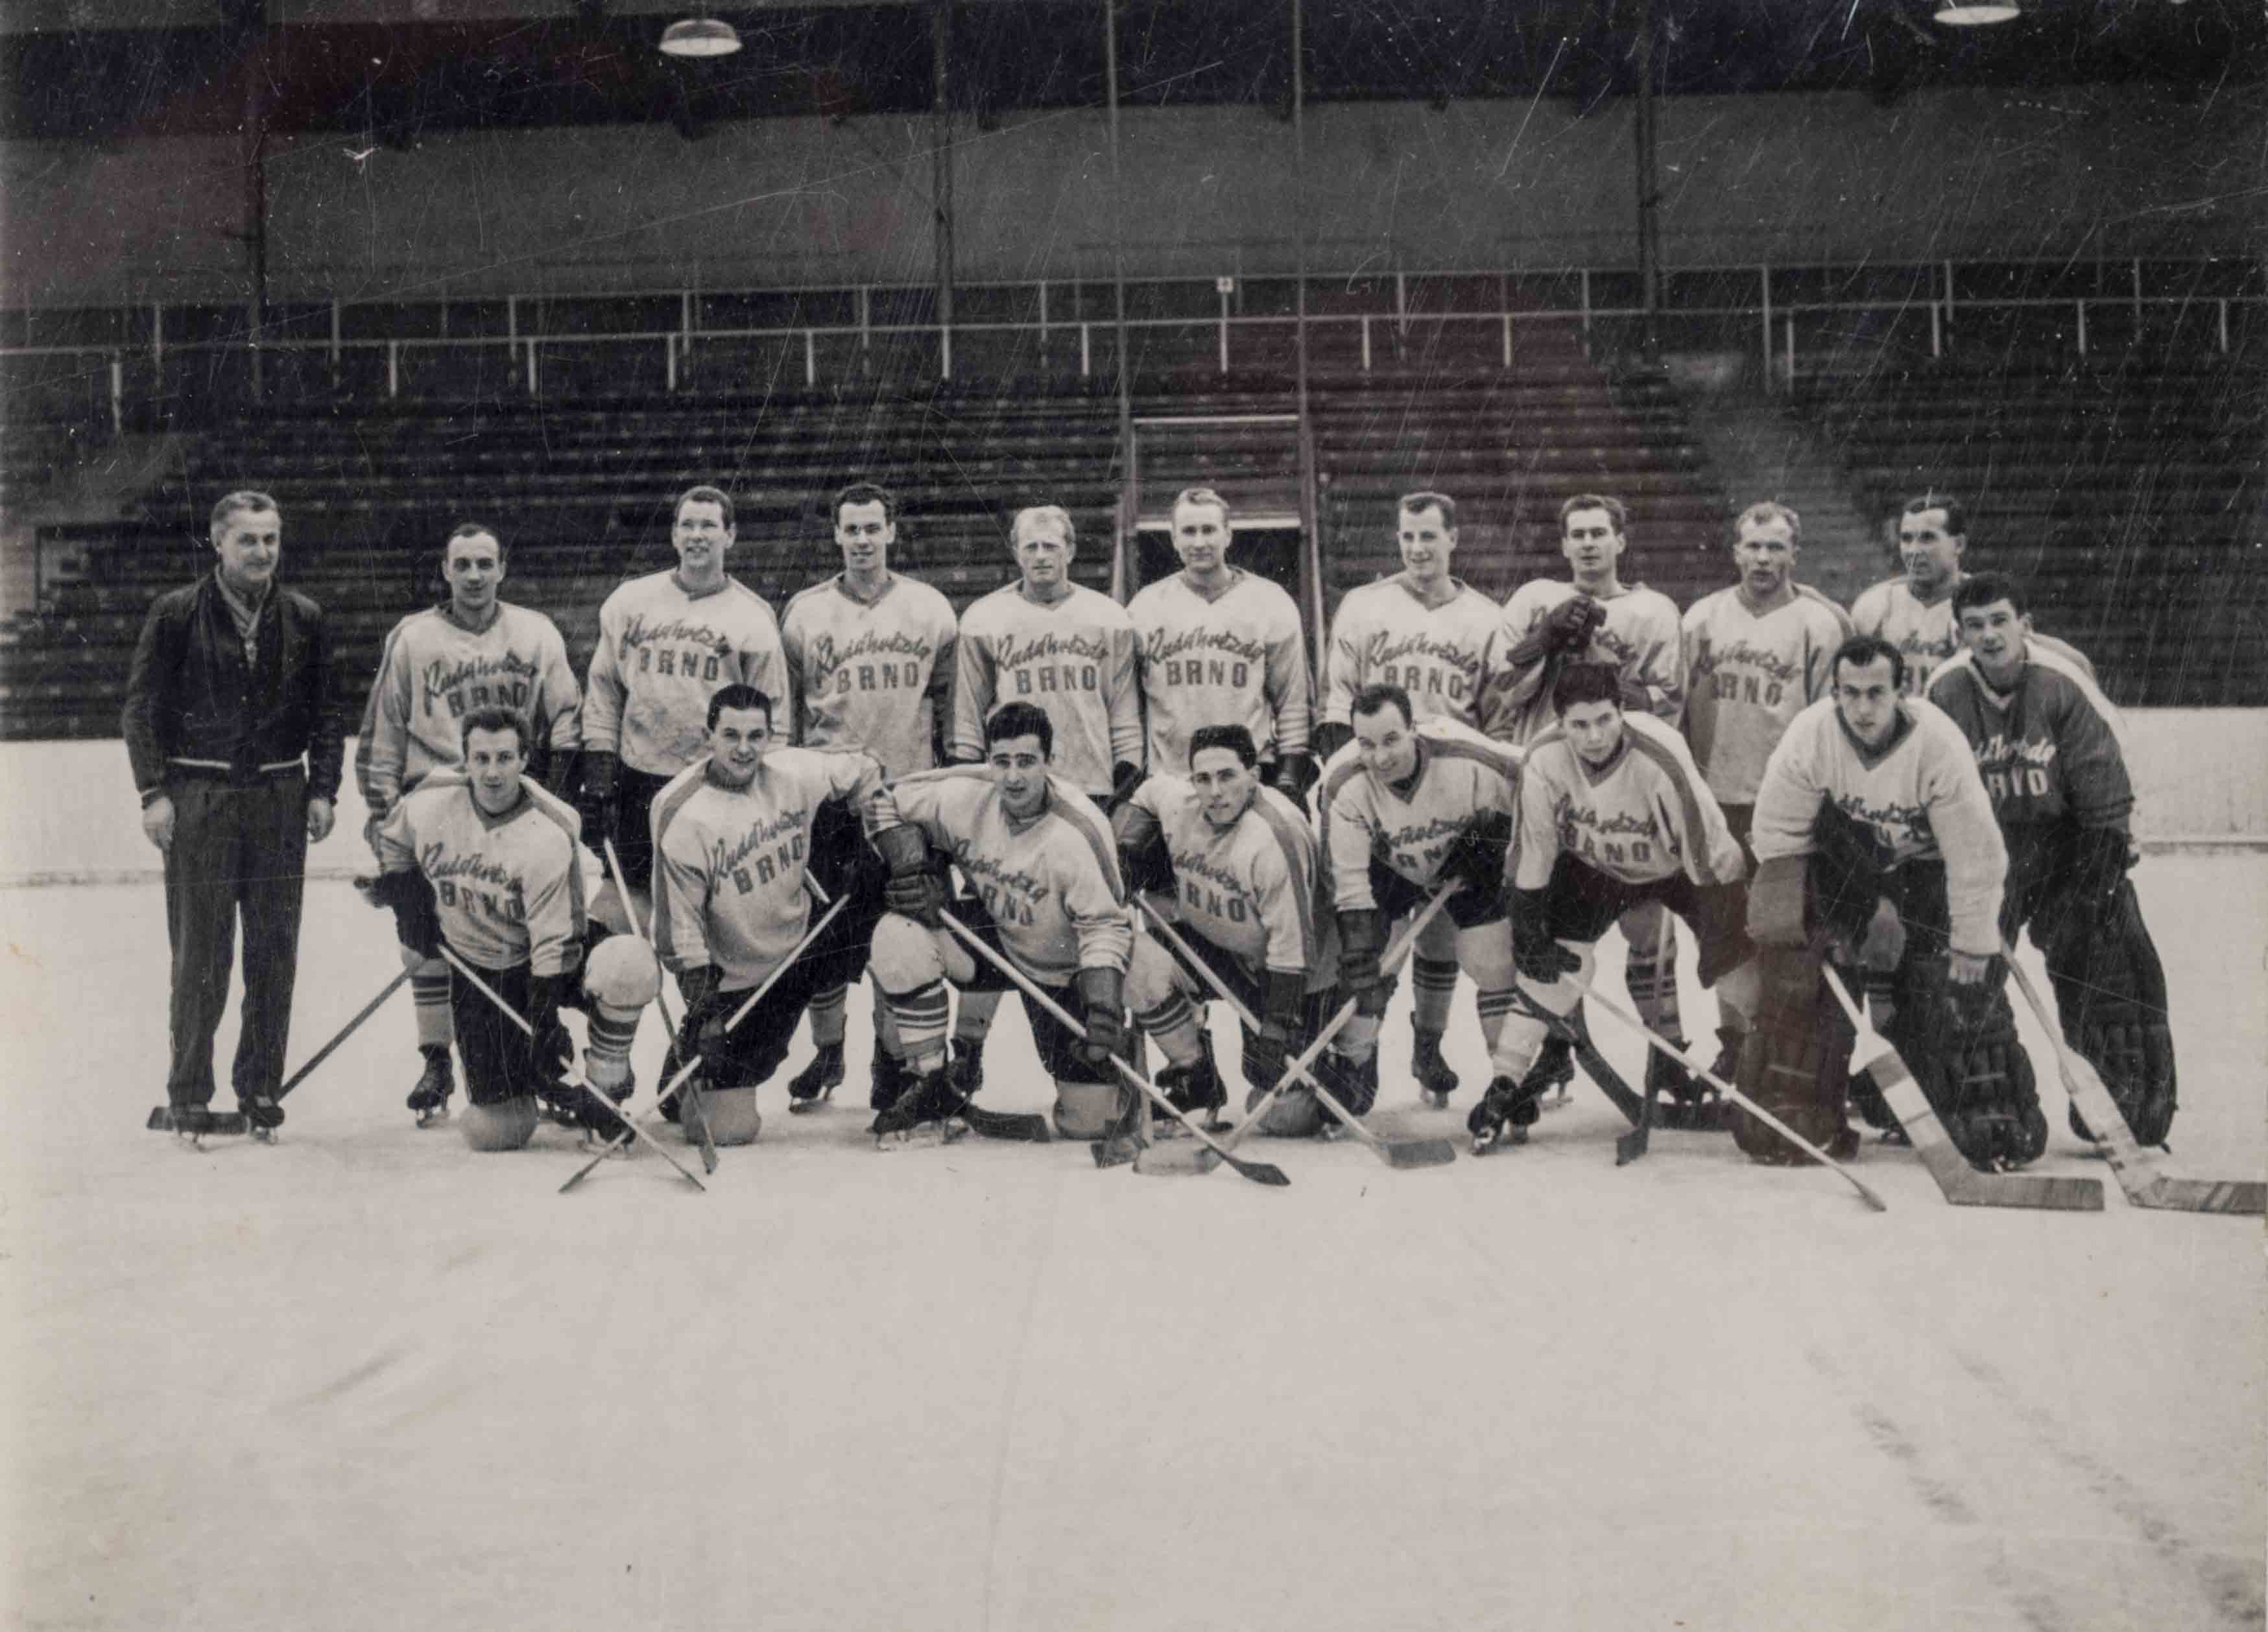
5, 87, 2256, 305
6, 713, 2263, 886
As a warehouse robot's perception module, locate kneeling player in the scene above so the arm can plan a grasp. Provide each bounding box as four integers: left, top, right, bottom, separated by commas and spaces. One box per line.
1930, 573, 2175, 1146
1747, 634, 2036, 1170
651, 684, 883, 1145
1319, 683, 1529, 1112
1466, 665, 1754, 1150
865, 701, 1149, 1142
368, 706, 621, 1150
1115, 725, 1367, 1138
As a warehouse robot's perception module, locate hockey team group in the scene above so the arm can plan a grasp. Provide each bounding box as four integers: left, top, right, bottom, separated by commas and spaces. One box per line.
119, 477, 2175, 1186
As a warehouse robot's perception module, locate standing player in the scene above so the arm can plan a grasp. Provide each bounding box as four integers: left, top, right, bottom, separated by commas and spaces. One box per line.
356, 521, 583, 1127
778, 481, 959, 1111
123, 490, 344, 1139
1315, 491, 1512, 1093
1466, 665, 1752, 1150
1499, 493, 1688, 1092
1852, 494, 1970, 696
1318, 683, 1527, 1112
650, 685, 886, 1146
865, 702, 1148, 1142
366, 707, 612, 1151
1128, 486, 1315, 797
1115, 724, 1365, 1136
1680, 501, 1849, 1082
1929, 573, 2175, 1147
1744, 634, 2034, 1170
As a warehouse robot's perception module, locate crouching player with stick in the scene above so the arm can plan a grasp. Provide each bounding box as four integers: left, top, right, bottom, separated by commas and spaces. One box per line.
1114, 724, 1366, 1138
1929, 573, 2175, 1148
1468, 664, 1754, 1152
863, 701, 1144, 1146
365, 706, 626, 1150
1745, 633, 2031, 1170
1318, 683, 1528, 1117
649, 684, 885, 1146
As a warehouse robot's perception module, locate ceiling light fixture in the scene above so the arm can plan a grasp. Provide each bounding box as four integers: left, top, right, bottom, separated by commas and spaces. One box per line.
660, 18, 742, 57
1933, 1, 2020, 22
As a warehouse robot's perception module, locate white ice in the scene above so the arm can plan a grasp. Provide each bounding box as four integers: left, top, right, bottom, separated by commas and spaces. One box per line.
3, 855, 2262, 1632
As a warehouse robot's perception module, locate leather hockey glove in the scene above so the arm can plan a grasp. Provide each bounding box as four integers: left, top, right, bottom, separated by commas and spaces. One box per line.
1269, 753, 1319, 803
874, 822, 944, 926
1111, 801, 1176, 897
1442, 811, 1513, 905
1337, 908, 1389, 1013
672, 964, 728, 1069
1510, 888, 1581, 982
1244, 969, 1307, 1093
1105, 761, 1145, 815
357, 869, 442, 959
577, 750, 619, 847
526, 974, 576, 1085
1074, 965, 1126, 1067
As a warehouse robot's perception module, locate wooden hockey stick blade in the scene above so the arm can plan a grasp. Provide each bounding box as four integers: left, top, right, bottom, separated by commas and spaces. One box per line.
146, 1106, 250, 1135
1586, 988, 1888, 1212
1822, 967, 2101, 1211
960, 1103, 1052, 1142
2001, 954, 2262, 1216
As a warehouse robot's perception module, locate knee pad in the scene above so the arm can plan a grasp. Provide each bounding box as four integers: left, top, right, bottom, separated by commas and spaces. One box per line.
689, 1085, 762, 1146
460, 1095, 539, 1152
1249, 1084, 1324, 1137
1126, 933, 1194, 1013
1053, 1079, 1130, 1140
869, 912, 946, 995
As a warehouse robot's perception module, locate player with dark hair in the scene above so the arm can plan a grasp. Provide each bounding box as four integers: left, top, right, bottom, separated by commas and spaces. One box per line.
1744, 633, 2035, 1171
776, 480, 959, 1111
649, 684, 886, 1146
355, 520, 583, 1127
125, 489, 345, 1140
865, 700, 1141, 1144
1128, 487, 1316, 798
1929, 572, 2174, 1147
1852, 493, 1972, 696
1317, 680, 1527, 1115
1466, 664, 1752, 1150
1115, 722, 1366, 1137
366, 707, 621, 1151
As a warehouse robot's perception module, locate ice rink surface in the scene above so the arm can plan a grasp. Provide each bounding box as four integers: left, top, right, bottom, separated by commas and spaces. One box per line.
3, 855, 2261, 1632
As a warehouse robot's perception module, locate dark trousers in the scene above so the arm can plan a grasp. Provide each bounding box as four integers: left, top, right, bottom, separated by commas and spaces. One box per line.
162, 774, 308, 1108
608, 765, 677, 895
448, 957, 543, 1107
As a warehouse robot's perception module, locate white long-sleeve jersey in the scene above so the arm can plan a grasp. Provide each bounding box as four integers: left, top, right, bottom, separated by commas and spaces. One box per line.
1127, 775, 1331, 986
1321, 576, 1509, 735
1128, 571, 1313, 773
584, 571, 784, 776
1514, 712, 1745, 892
650, 746, 884, 990
375, 770, 589, 976
1498, 578, 1684, 746
780, 573, 959, 779
1751, 696, 2009, 956
1317, 718, 1524, 911
870, 766, 1134, 984
354, 602, 582, 818
1680, 585, 1850, 806
951, 583, 1143, 796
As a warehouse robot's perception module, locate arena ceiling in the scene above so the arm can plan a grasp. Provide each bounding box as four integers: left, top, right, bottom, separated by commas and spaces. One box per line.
4, 0, 2260, 143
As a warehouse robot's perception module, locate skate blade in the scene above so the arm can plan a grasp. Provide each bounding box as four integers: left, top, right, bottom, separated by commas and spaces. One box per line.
787, 1094, 835, 1117
1133, 1142, 1219, 1176
874, 1119, 969, 1150
414, 1106, 453, 1128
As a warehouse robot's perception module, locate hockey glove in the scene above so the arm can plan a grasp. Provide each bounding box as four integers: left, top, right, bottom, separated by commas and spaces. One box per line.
357, 869, 442, 959
1856, 895, 1905, 972
673, 964, 728, 1072
1074, 965, 1126, 1067
1268, 753, 1319, 803
577, 750, 619, 847
526, 975, 576, 1086
1311, 722, 1354, 764
1110, 801, 1176, 897
1245, 969, 1307, 1093
1105, 760, 1145, 815
874, 821, 944, 926
1336, 907, 1390, 1015
1510, 888, 1581, 983
1442, 811, 1514, 905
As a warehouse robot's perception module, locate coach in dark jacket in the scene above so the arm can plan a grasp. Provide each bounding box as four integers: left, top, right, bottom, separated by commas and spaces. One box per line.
122, 490, 345, 1133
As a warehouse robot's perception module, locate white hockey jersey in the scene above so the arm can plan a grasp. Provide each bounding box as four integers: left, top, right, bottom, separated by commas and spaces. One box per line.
1515, 712, 1745, 892
1321, 576, 1509, 735
1128, 570, 1313, 774
951, 582, 1143, 795
1850, 577, 1961, 697
780, 573, 958, 778
1317, 718, 1524, 911
1128, 774, 1332, 987
584, 571, 785, 776
1498, 578, 1684, 746
1680, 584, 1850, 806
374, 770, 588, 976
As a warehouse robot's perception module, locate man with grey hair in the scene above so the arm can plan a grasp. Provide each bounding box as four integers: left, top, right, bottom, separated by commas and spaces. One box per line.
123, 490, 346, 1139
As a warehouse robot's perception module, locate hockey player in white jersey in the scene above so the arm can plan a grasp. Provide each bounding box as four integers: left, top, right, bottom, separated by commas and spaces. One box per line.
650, 684, 886, 1146
1129, 487, 1316, 798
1116, 724, 1367, 1137
1318, 682, 1529, 1113
356, 522, 584, 1127
778, 481, 959, 1112
1680, 502, 1849, 1083
364, 706, 630, 1152
1465, 665, 1754, 1151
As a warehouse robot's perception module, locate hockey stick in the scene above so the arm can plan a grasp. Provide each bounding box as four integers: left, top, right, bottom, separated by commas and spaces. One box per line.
936, 908, 1289, 1187
1134, 896, 1455, 1170
1502, 987, 1648, 1128
603, 836, 715, 1175
1582, 987, 1888, 1212
1614, 910, 1677, 1166
1820, 965, 2103, 1211
2002, 948, 2263, 1216
559, 892, 855, 1192
147, 965, 412, 1136
435, 943, 706, 1192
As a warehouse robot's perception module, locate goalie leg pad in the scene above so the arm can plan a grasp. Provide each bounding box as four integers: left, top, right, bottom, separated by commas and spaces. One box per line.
460, 1094, 539, 1152
1731, 945, 1854, 1165
2046, 881, 2177, 1147
1910, 962, 2047, 1172
690, 1085, 763, 1146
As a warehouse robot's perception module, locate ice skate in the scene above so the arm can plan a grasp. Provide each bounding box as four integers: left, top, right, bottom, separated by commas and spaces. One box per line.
407, 1048, 454, 1128
1154, 1038, 1227, 1135
869, 1063, 969, 1149
1467, 1071, 1545, 1155
787, 1043, 842, 1113
1412, 1029, 1459, 1108
239, 1093, 284, 1144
